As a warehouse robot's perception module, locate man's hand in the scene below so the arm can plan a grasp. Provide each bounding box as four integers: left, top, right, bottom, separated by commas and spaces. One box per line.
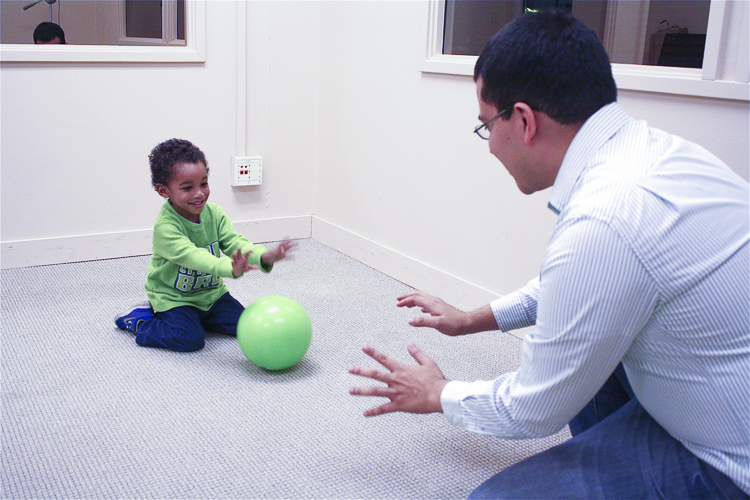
396, 291, 472, 336
397, 291, 500, 336
348, 343, 449, 417
232, 248, 259, 278
261, 238, 297, 266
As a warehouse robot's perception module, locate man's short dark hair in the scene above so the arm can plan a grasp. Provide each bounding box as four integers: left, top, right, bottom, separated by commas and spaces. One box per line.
474, 10, 617, 125
33, 22, 66, 44
149, 139, 209, 189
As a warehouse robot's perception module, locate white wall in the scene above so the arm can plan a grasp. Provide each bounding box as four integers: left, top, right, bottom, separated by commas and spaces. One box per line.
1, 1, 316, 266
2, 0, 748, 312
243, 1, 318, 220
314, 1, 555, 308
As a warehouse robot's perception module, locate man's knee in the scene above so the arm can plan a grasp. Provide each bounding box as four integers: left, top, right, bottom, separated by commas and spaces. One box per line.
468, 478, 509, 500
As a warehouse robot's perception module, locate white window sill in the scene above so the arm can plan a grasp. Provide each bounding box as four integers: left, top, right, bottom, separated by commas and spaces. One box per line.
0, 43, 204, 63
419, 54, 749, 102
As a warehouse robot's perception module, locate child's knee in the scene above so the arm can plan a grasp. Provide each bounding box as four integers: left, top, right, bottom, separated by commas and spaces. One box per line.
174, 335, 205, 352
136, 315, 206, 352
169, 325, 206, 351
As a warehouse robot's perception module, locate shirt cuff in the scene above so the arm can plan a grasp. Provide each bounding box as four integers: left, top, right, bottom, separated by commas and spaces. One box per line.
441, 380, 474, 427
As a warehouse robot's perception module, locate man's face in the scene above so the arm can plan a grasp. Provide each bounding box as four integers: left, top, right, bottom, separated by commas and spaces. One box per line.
475, 78, 545, 195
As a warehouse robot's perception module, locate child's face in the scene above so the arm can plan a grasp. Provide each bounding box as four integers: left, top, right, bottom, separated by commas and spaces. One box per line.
156, 161, 210, 223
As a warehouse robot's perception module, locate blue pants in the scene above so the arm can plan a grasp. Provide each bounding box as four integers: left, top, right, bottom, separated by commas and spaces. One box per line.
136, 293, 244, 352
469, 364, 748, 500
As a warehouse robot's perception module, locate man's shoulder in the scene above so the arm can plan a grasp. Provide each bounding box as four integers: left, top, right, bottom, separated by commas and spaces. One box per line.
567, 122, 677, 218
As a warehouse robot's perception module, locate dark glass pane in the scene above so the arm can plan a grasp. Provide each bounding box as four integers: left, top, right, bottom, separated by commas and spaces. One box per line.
177, 0, 185, 40
657, 33, 706, 68
126, 0, 162, 39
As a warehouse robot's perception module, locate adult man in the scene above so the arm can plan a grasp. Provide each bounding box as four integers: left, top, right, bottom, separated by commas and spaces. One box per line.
33, 22, 66, 44
349, 10, 749, 499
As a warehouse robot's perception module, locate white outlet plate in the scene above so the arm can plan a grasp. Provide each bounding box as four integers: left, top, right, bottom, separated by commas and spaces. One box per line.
231, 155, 262, 186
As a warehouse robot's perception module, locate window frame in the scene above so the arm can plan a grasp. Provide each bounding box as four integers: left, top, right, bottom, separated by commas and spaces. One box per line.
421, 0, 749, 101
0, 0, 204, 63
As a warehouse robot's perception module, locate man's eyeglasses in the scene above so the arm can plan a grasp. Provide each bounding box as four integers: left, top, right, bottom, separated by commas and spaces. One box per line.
473, 105, 513, 140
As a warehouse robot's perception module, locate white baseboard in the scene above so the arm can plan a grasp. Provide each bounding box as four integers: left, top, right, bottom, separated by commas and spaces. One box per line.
311, 217, 531, 339
0, 216, 312, 269
1, 229, 155, 269
311, 216, 502, 312
233, 216, 312, 245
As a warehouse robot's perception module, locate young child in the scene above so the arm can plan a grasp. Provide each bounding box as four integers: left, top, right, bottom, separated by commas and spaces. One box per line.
115, 138, 296, 352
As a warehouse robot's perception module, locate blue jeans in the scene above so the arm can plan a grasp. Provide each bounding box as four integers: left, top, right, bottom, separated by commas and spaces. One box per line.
136, 293, 244, 352
469, 365, 748, 500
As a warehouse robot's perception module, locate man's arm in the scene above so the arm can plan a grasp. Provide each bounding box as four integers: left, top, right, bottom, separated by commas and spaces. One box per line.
396, 292, 500, 336
441, 220, 658, 438
350, 219, 657, 440
349, 273, 540, 418
348, 291, 521, 417
397, 276, 541, 336
489, 277, 540, 332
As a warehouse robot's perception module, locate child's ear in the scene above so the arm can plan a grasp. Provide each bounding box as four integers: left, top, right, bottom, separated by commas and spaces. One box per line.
155, 184, 170, 199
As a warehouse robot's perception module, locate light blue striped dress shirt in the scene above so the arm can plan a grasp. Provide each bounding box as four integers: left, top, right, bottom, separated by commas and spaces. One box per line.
441, 103, 750, 493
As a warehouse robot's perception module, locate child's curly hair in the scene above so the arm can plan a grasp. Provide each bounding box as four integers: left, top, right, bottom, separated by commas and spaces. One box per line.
149, 138, 209, 189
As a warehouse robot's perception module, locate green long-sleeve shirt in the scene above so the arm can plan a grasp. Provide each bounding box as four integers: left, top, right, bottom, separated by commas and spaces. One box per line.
145, 201, 270, 312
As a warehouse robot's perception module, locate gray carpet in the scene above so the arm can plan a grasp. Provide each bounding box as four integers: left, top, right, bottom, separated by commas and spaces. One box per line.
1, 239, 569, 499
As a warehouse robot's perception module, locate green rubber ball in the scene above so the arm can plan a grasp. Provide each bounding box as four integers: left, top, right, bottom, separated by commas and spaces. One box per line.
237, 295, 312, 370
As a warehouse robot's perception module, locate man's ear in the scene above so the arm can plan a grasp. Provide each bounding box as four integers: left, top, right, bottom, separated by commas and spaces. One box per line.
155, 184, 170, 199
515, 102, 538, 146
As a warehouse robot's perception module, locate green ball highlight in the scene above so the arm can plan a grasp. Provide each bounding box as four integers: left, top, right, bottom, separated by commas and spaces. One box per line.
237, 295, 312, 370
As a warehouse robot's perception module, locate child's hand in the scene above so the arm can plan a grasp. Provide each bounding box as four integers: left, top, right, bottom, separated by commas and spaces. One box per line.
232, 248, 259, 278
261, 238, 297, 266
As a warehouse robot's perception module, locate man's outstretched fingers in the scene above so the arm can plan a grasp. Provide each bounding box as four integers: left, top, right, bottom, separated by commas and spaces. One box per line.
348, 384, 396, 398
408, 315, 439, 329
347, 363, 394, 385
363, 402, 398, 417
407, 343, 431, 365
362, 345, 405, 371
396, 291, 435, 311
349, 344, 448, 416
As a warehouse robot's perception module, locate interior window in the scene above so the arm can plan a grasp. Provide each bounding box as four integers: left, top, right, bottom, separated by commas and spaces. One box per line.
443, 0, 710, 68
0, 0, 185, 46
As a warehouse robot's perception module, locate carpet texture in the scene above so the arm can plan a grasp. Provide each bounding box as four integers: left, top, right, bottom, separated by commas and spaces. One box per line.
1, 239, 569, 499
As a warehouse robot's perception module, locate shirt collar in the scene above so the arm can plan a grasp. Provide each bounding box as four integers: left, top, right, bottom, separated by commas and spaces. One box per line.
547, 103, 631, 215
